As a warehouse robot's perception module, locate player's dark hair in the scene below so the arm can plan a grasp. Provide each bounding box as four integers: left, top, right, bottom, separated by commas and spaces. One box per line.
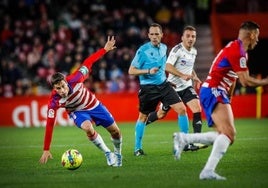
50, 72, 65, 86
240, 21, 260, 31
150, 23, 162, 32
183, 25, 196, 32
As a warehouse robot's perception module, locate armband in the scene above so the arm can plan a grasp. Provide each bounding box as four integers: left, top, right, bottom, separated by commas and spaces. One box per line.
79, 66, 89, 75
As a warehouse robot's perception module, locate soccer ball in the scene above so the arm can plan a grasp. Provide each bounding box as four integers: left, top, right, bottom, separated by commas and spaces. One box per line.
61, 149, 83, 170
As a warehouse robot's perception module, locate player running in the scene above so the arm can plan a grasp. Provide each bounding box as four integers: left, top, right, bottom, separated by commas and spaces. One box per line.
173, 21, 268, 180
146, 25, 207, 151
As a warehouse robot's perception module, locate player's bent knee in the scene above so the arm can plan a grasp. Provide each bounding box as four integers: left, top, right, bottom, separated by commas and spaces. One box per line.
222, 131, 235, 144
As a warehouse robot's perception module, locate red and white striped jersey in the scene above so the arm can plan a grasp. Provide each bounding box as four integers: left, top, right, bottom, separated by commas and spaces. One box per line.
43, 48, 106, 150
56, 80, 99, 113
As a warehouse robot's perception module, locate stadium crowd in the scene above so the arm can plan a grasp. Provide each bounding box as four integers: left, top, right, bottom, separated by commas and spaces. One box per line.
1, 0, 267, 97
0, 0, 193, 97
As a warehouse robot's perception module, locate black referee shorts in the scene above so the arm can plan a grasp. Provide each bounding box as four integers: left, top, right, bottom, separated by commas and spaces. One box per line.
160, 86, 200, 112
138, 81, 182, 115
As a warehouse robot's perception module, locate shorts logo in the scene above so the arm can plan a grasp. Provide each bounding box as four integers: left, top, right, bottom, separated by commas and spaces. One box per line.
48, 109, 55, 118
239, 57, 247, 68
162, 105, 170, 111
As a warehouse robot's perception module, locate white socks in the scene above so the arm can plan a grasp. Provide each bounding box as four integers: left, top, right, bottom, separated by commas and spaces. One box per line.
91, 133, 122, 155
91, 133, 110, 153
184, 131, 219, 145
203, 134, 231, 171
183, 132, 231, 172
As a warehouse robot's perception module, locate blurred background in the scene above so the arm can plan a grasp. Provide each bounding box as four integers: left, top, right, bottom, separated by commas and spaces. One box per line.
1, 0, 268, 97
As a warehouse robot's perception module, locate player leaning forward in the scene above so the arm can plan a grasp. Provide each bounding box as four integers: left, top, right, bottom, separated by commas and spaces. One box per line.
173, 21, 268, 180
39, 36, 122, 167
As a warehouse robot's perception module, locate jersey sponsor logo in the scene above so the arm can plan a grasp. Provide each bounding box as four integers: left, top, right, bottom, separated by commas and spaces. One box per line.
48, 109, 55, 118
180, 59, 187, 66
239, 57, 247, 68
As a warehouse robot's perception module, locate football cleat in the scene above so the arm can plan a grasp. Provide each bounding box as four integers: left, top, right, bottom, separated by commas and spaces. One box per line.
134, 149, 146, 156
113, 153, 122, 167
183, 143, 199, 152
194, 143, 209, 150
199, 170, 226, 180
105, 152, 115, 166
173, 132, 187, 160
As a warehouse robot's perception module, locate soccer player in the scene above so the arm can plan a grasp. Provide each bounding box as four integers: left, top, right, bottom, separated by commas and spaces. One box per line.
173, 21, 268, 180
128, 23, 188, 156
146, 25, 207, 151
39, 36, 122, 167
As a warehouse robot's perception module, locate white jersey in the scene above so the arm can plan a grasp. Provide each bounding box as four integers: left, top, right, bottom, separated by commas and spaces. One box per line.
166, 43, 197, 91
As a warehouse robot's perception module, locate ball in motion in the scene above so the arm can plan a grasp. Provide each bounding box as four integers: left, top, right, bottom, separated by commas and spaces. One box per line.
61, 149, 83, 170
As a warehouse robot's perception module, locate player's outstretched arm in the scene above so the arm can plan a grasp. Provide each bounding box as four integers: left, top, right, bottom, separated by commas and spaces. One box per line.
237, 71, 268, 87
39, 150, 53, 164
81, 36, 116, 70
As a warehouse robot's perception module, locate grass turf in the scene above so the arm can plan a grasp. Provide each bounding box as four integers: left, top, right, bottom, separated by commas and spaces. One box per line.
0, 118, 268, 188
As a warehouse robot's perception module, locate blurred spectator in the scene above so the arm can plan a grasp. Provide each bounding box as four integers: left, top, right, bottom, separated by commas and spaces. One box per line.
1, 21, 14, 45
126, 75, 139, 93
57, 55, 73, 75
1, 59, 23, 97
169, 4, 185, 34
94, 60, 110, 82
109, 64, 123, 81
155, 5, 172, 27
15, 78, 32, 96
106, 76, 126, 93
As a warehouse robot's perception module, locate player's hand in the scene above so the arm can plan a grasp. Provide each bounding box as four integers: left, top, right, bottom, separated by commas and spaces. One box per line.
181, 74, 192, 81
39, 150, 53, 164
149, 67, 159, 74
193, 76, 202, 90
104, 36, 116, 52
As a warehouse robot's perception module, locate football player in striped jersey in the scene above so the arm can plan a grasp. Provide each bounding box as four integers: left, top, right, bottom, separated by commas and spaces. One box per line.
39, 36, 122, 167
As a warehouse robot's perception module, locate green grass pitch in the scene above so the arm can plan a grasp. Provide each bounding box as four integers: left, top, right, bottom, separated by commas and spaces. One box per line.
0, 118, 268, 188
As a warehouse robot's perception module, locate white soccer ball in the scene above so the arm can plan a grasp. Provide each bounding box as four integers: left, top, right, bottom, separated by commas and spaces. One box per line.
61, 149, 83, 170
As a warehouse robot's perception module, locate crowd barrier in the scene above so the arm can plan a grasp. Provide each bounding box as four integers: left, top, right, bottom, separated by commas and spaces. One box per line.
0, 93, 267, 127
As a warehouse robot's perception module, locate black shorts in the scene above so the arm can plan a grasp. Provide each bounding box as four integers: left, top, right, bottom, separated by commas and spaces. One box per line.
138, 81, 182, 114
178, 86, 199, 103
161, 86, 199, 112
